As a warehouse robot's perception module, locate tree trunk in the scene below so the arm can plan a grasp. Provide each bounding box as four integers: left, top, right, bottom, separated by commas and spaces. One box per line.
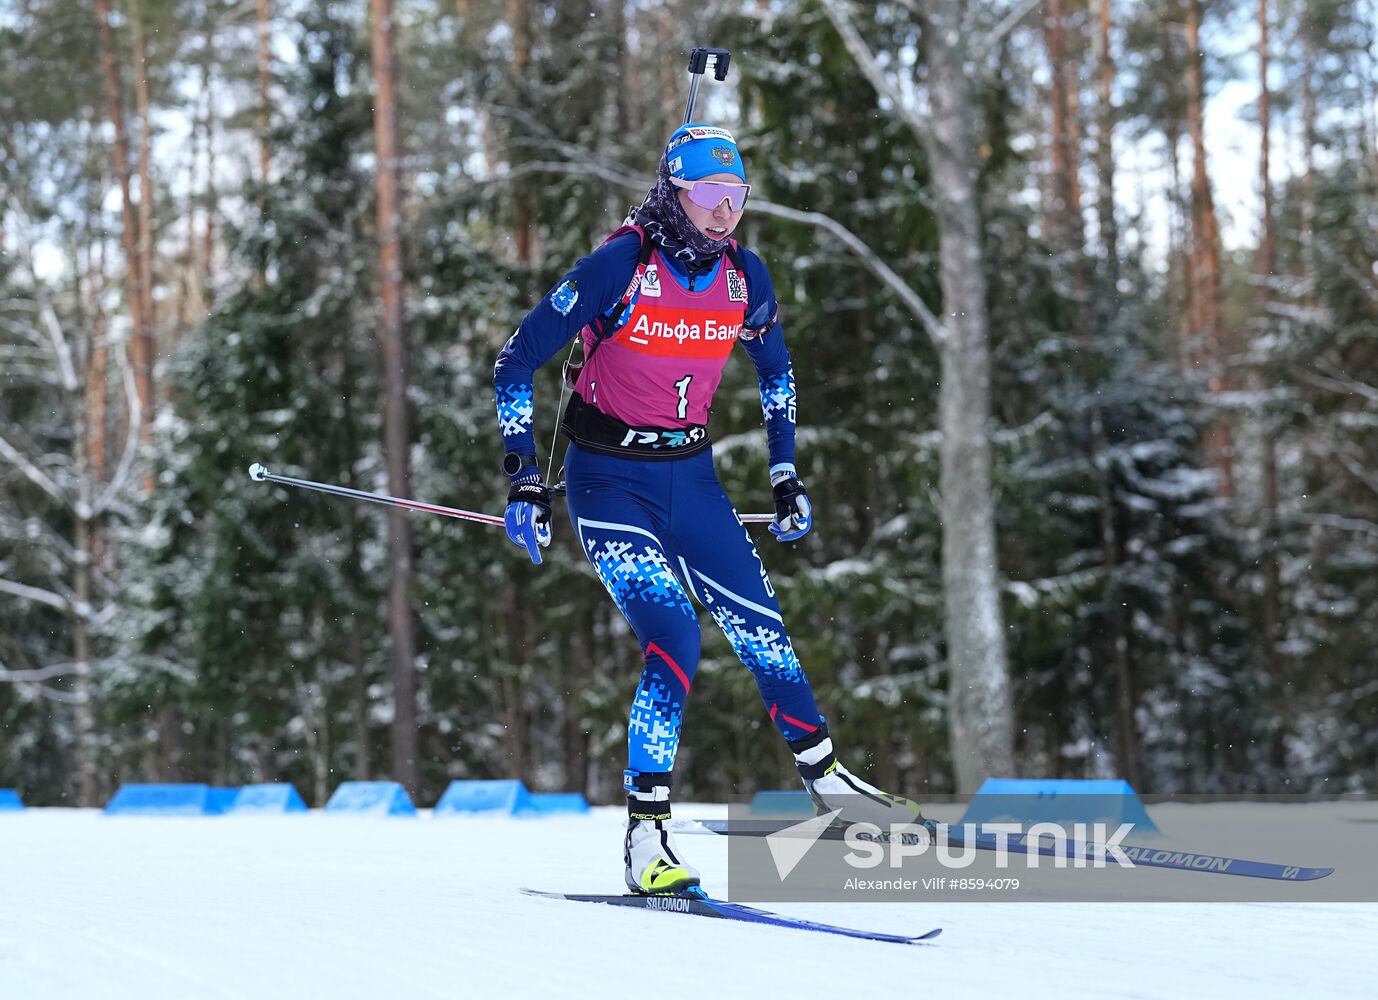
1094, 0, 1119, 281
183, 31, 213, 321
505, 0, 535, 264
505, 0, 529, 74
565, 624, 590, 794
369, 0, 419, 793
84, 163, 110, 494
1370, 3, 1378, 180
349, 619, 372, 780
502, 581, 529, 784
95, 0, 151, 445
1043, 0, 1089, 339
1048, 0, 1138, 786
657, 7, 677, 123
257, 0, 273, 183
342, 355, 372, 781
1256, 0, 1286, 774
1184, 0, 1234, 497
1299, 0, 1318, 293
1165, 86, 1188, 370
1044, 0, 1071, 223
131, 0, 157, 382
921, 1, 1016, 792
72, 485, 97, 804
201, 20, 218, 294
603, 0, 631, 221
1043, 0, 1085, 251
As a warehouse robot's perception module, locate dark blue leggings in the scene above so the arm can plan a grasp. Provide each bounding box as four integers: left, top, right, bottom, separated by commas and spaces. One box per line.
563, 443, 823, 787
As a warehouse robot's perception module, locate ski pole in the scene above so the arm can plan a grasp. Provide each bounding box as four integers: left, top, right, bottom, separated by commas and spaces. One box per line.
683, 47, 732, 124
247, 464, 776, 525
248, 463, 505, 526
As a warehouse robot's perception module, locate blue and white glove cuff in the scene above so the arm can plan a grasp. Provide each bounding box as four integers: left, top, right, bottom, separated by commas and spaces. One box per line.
769, 463, 798, 486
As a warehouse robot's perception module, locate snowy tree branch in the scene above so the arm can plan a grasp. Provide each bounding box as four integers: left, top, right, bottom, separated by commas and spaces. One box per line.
4, 194, 80, 392
747, 200, 947, 347
1298, 513, 1378, 539
1337, 452, 1378, 501
0, 430, 67, 504
1296, 368, 1378, 406
39, 299, 80, 394
33, 684, 86, 704
90, 337, 142, 518
0, 345, 49, 363
0, 315, 47, 346
0, 576, 73, 613
818, 0, 930, 147
975, 0, 1045, 62
0, 660, 86, 683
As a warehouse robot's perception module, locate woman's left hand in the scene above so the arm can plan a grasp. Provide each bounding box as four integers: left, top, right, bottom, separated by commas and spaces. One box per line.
769, 475, 812, 543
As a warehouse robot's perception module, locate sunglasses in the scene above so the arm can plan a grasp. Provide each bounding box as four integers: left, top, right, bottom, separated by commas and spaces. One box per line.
669, 176, 751, 213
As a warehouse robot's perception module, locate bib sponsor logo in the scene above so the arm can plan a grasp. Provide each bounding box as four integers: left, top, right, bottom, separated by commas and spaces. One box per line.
726, 268, 747, 303
640, 265, 661, 297
629, 312, 741, 346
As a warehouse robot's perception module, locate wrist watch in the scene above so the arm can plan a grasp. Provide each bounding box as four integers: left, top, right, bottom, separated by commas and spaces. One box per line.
503, 452, 537, 477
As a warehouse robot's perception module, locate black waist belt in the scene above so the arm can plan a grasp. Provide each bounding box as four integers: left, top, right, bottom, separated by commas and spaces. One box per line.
560, 391, 712, 460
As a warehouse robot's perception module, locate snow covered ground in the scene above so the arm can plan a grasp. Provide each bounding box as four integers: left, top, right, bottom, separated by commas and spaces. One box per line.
1, 804, 1372, 999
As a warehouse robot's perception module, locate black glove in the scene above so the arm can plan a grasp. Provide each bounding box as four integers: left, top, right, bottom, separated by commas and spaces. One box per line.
770, 474, 812, 543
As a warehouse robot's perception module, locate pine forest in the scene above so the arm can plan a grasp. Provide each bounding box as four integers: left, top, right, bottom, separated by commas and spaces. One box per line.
2, 0, 1376, 806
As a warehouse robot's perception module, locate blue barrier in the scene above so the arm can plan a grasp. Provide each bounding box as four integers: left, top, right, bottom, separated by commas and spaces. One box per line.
434, 779, 533, 816
227, 783, 308, 814
750, 790, 813, 816
434, 781, 592, 817
959, 778, 1160, 835
324, 781, 416, 816
0, 789, 24, 811
527, 792, 590, 815
104, 783, 239, 816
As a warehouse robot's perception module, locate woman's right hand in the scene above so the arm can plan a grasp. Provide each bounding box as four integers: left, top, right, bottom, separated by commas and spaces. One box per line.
504, 471, 552, 564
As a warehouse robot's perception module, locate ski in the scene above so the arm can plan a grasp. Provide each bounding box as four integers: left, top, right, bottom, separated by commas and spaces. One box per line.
669, 818, 1335, 883
521, 888, 942, 945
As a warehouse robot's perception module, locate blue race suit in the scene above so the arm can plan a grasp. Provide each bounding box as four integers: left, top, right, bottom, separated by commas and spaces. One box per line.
495, 232, 822, 796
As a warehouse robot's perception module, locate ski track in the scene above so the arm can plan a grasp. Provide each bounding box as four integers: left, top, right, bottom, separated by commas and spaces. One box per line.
0, 807, 1371, 999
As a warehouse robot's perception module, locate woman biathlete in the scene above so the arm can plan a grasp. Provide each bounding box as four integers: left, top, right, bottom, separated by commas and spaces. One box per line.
493, 123, 924, 895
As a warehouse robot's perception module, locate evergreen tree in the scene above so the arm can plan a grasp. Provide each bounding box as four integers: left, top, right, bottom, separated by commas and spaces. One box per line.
117, 7, 389, 801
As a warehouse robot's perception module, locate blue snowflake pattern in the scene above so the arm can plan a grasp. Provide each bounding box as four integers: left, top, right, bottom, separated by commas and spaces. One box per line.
758, 366, 796, 425
628, 674, 684, 769
704, 600, 805, 684
585, 538, 695, 618
495, 384, 534, 439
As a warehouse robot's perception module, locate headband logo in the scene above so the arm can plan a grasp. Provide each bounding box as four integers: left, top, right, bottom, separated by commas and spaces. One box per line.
711, 146, 736, 167
687, 126, 734, 141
